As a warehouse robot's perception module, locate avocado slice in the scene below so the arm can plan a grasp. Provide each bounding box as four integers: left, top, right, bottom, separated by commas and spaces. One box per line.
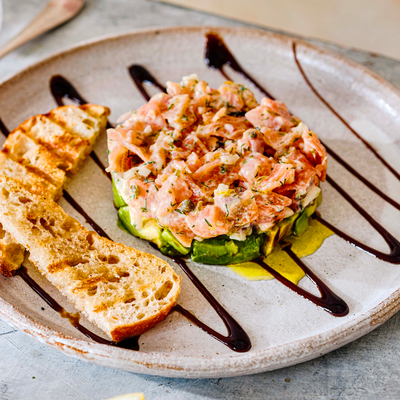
293, 210, 309, 236
112, 176, 127, 208
118, 206, 141, 236
191, 233, 263, 265
277, 212, 299, 241
316, 190, 323, 207
161, 229, 191, 255
261, 225, 279, 257
118, 206, 163, 248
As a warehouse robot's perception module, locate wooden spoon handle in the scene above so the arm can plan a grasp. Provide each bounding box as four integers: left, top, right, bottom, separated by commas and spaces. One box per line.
0, 0, 84, 59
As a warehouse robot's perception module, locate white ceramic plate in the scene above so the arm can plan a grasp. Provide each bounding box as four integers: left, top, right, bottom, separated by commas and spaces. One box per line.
0, 26, 399, 378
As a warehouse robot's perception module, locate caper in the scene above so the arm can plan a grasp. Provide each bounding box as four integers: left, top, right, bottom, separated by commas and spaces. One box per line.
249, 130, 257, 138
176, 199, 195, 214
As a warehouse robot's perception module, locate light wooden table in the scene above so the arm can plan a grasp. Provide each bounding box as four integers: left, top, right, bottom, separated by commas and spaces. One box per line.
1, 1, 400, 399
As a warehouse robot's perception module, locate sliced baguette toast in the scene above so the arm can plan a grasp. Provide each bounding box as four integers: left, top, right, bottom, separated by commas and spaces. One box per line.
3, 128, 68, 190
0, 104, 110, 277
19, 105, 109, 173
0, 177, 181, 341
0, 152, 60, 276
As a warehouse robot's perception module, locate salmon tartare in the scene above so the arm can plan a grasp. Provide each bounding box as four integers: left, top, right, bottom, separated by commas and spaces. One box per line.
107, 75, 327, 264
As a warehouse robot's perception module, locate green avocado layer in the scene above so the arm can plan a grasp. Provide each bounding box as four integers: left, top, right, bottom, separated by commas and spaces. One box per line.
192, 233, 264, 265
113, 176, 322, 264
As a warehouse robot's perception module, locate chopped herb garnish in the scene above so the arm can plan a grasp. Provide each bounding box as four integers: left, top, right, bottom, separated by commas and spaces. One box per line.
140, 199, 148, 212
131, 184, 139, 199
205, 218, 212, 227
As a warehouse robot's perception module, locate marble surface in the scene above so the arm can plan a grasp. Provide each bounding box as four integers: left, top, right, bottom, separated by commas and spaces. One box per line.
1, 0, 400, 399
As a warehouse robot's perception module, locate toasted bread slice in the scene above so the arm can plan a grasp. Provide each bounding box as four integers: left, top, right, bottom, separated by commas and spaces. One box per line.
0, 151, 60, 200
48, 104, 109, 146
0, 104, 110, 277
0, 177, 181, 341
8, 104, 109, 174
3, 129, 67, 190
19, 115, 88, 172
0, 152, 61, 276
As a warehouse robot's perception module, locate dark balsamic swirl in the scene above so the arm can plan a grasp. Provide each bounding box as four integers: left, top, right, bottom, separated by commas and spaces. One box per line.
205, 33, 274, 99
4, 32, 400, 355
62, 190, 111, 240
50, 75, 87, 107
318, 176, 400, 264
128, 65, 166, 101
129, 70, 252, 352
0, 119, 10, 137
292, 42, 400, 182
170, 257, 251, 352
254, 247, 349, 317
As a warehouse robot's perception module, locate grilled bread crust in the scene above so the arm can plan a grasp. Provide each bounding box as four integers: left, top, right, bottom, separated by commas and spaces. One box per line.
0, 104, 110, 276
0, 177, 181, 341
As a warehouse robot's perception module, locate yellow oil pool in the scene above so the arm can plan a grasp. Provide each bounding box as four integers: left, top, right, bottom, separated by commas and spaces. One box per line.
228, 219, 334, 284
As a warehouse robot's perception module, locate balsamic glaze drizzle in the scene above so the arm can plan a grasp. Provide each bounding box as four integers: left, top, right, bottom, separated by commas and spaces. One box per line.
292, 42, 400, 182
62, 190, 111, 240
129, 68, 253, 351
50, 75, 88, 106
16, 266, 139, 350
128, 65, 166, 101
291, 44, 400, 211
319, 176, 400, 264
255, 248, 349, 316
205, 33, 274, 99
170, 257, 251, 352
0, 90, 121, 349
0, 119, 10, 137
206, 34, 400, 212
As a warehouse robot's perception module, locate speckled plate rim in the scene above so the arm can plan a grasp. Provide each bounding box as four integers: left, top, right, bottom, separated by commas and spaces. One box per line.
0, 26, 399, 378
